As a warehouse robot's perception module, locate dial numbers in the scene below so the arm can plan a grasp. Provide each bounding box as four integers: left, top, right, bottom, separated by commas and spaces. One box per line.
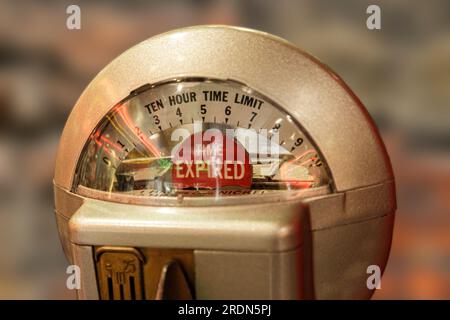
75, 79, 329, 196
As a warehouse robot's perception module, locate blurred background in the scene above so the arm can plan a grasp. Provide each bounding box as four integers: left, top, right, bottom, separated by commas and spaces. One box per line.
0, 0, 449, 299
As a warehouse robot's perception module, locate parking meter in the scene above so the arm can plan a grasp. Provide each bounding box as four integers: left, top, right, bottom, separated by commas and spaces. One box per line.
54, 25, 396, 299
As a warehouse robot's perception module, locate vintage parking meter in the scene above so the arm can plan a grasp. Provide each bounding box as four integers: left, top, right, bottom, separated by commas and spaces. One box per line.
54, 26, 396, 300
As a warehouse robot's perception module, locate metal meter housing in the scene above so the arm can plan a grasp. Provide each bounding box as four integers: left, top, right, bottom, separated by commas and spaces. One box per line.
54, 25, 396, 299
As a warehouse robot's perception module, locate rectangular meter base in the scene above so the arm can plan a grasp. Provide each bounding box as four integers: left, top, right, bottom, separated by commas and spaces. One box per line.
71, 244, 305, 300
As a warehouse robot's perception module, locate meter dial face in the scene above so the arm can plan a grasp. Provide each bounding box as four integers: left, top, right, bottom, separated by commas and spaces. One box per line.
74, 79, 330, 201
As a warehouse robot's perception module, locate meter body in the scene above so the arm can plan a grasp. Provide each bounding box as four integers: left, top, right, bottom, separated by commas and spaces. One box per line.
54, 26, 395, 299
